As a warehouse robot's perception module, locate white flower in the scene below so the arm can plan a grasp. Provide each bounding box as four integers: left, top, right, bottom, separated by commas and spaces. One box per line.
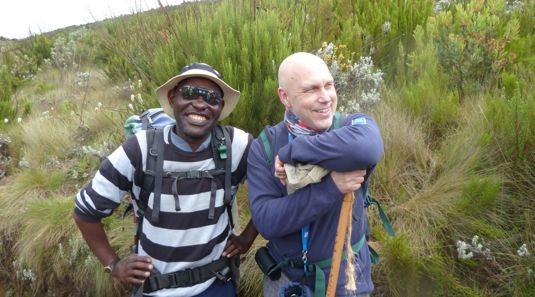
137, 93, 143, 104
434, 0, 454, 14
472, 235, 480, 246
3, 118, 8, 123
17, 117, 22, 123
128, 103, 134, 110
456, 240, 474, 259
517, 244, 531, 257
18, 159, 30, 169
130, 94, 135, 102
382, 21, 391, 35
77, 72, 90, 87
506, 0, 524, 14
138, 79, 142, 88
97, 102, 103, 108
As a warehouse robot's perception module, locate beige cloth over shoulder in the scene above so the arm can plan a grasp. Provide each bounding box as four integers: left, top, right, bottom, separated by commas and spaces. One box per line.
283, 163, 330, 194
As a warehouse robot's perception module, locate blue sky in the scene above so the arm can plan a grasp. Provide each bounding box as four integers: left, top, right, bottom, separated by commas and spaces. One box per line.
0, 0, 186, 39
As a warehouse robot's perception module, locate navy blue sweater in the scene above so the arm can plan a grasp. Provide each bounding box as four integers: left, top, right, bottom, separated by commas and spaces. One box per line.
247, 113, 384, 295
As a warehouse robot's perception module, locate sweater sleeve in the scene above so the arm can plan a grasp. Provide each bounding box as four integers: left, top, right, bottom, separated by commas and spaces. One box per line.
74, 134, 142, 222
247, 139, 344, 239
278, 113, 384, 172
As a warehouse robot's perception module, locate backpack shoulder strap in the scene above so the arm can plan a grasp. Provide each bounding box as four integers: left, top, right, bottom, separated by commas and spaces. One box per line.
258, 126, 274, 166
363, 186, 395, 237
131, 128, 161, 251
136, 128, 157, 211
211, 125, 234, 228
212, 125, 233, 204
221, 126, 232, 205
140, 110, 152, 130
332, 112, 343, 129
146, 128, 165, 224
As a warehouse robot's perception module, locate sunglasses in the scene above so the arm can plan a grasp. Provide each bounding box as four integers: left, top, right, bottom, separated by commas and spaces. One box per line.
177, 85, 223, 106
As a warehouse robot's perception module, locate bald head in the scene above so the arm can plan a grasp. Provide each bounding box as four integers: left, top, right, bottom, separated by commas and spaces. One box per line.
278, 52, 331, 89
277, 52, 337, 131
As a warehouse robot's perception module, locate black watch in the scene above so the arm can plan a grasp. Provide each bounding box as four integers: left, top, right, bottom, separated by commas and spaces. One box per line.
104, 257, 120, 274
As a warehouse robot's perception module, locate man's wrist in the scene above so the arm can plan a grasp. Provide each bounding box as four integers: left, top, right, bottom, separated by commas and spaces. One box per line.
104, 257, 121, 274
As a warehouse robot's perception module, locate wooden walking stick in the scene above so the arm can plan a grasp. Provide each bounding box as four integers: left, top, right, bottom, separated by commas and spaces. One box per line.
326, 192, 355, 297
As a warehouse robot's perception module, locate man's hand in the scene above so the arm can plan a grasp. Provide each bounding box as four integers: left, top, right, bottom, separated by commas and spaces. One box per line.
222, 220, 258, 258
274, 155, 287, 186
222, 234, 252, 258
330, 169, 367, 194
112, 254, 153, 285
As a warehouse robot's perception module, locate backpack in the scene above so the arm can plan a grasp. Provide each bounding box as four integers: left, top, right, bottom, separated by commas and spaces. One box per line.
257, 112, 395, 263
124, 108, 236, 249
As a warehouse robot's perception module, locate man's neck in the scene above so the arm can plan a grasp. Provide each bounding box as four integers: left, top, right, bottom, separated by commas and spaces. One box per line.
170, 127, 212, 152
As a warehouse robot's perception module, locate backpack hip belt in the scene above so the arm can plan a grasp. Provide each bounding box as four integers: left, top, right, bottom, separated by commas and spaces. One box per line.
142, 256, 235, 293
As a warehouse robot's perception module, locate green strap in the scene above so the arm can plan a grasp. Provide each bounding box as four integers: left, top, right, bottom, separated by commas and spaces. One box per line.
332, 112, 341, 129
259, 129, 273, 166
364, 192, 396, 237
313, 263, 326, 297
368, 244, 380, 265
279, 235, 367, 297
309, 234, 367, 297
302, 187, 394, 297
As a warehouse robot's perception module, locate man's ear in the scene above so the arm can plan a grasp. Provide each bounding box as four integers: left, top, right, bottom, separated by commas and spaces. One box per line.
278, 87, 291, 109
167, 90, 175, 106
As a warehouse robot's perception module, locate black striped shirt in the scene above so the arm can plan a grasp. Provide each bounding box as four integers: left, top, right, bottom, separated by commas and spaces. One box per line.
75, 125, 251, 296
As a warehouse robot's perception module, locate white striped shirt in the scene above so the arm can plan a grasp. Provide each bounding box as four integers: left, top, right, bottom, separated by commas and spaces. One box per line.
75, 125, 251, 296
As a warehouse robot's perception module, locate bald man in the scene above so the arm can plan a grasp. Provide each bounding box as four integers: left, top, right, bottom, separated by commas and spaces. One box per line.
247, 52, 384, 296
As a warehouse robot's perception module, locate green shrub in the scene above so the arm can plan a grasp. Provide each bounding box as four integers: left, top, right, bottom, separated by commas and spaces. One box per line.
93, 0, 436, 134
485, 83, 534, 167
430, 0, 520, 101
457, 175, 501, 215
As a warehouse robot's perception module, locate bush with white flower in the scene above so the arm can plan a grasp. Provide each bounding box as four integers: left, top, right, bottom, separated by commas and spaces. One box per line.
316, 42, 383, 113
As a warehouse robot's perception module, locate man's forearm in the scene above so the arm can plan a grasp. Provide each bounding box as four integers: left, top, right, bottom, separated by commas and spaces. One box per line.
240, 219, 259, 244
278, 115, 384, 171
73, 212, 118, 266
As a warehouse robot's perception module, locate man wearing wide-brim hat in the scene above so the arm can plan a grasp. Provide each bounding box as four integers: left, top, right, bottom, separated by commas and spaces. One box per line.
74, 63, 258, 297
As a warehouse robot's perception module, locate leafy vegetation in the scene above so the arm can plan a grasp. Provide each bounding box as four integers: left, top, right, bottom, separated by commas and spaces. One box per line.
0, 0, 533, 296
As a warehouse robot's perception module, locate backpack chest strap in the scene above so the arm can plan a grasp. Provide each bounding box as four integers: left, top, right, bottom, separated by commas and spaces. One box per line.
141, 169, 226, 218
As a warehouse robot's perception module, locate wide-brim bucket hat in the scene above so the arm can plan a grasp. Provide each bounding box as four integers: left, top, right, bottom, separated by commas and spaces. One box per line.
156, 63, 240, 121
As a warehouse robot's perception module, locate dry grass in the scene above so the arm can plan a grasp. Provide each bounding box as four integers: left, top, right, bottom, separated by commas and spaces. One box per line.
15, 196, 76, 271
0, 65, 135, 296
373, 98, 435, 205
385, 96, 509, 256
19, 116, 75, 167
233, 183, 266, 296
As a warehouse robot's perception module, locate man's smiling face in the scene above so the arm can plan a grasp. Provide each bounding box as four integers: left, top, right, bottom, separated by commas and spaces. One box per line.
278, 53, 338, 131
167, 77, 224, 147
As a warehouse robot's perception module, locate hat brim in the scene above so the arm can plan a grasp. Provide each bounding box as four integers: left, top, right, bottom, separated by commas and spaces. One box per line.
156, 69, 240, 121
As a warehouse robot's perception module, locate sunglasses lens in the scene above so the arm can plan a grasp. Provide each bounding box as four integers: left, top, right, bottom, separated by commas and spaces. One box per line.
179, 86, 221, 106
205, 92, 217, 105
180, 86, 194, 99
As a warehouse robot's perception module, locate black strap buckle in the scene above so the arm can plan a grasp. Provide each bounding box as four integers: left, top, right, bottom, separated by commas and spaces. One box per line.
186, 267, 203, 286
212, 266, 232, 283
